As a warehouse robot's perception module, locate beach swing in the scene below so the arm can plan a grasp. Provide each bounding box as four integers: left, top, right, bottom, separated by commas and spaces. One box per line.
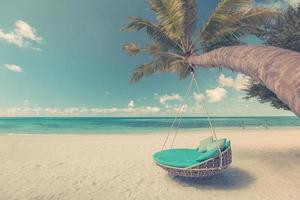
153, 72, 232, 178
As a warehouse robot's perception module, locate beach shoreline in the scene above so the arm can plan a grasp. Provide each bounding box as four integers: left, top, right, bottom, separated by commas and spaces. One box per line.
2, 126, 300, 136
1, 128, 300, 200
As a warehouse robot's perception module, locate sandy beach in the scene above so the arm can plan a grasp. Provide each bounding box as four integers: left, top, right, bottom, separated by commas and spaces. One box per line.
1, 129, 300, 200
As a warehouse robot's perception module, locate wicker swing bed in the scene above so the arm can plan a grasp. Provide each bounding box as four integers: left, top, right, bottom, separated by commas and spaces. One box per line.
153, 72, 232, 178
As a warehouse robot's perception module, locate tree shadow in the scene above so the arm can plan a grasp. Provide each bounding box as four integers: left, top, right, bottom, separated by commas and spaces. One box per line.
168, 167, 255, 190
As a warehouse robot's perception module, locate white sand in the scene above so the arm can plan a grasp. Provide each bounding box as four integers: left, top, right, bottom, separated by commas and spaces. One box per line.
1, 129, 300, 200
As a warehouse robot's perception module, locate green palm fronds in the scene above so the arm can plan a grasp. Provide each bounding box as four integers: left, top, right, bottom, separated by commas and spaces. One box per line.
122, 17, 181, 51
244, 81, 290, 110
244, 5, 300, 110
122, 42, 140, 56
144, 43, 185, 59
130, 59, 166, 83
130, 58, 173, 82
149, 0, 185, 41
182, 0, 197, 37
130, 55, 190, 82
122, 0, 280, 83
200, 0, 279, 51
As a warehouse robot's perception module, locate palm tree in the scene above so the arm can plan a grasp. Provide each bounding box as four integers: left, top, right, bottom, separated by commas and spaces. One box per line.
200, 0, 279, 52
187, 45, 300, 117
244, 4, 300, 110
122, 0, 300, 117
122, 0, 276, 81
122, 0, 199, 81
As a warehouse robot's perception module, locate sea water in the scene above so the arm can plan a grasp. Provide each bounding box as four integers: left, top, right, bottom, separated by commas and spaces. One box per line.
0, 116, 299, 135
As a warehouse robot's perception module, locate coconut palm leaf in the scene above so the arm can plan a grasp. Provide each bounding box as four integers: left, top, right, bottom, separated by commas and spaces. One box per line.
244, 5, 300, 110
244, 80, 290, 110
144, 43, 165, 57
200, 0, 279, 51
168, 60, 192, 79
260, 5, 300, 52
130, 56, 188, 82
148, 0, 185, 41
122, 42, 140, 56
199, 0, 252, 50
122, 17, 181, 51
182, 0, 197, 38
130, 58, 168, 83
144, 43, 185, 59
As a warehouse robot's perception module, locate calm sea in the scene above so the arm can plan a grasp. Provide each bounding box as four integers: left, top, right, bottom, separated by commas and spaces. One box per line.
0, 116, 299, 135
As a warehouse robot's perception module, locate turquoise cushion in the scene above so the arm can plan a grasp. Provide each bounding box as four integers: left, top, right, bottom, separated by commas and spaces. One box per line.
196, 149, 219, 162
222, 140, 231, 150
153, 139, 231, 168
197, 136, 214, 152
153, 148, 201, 168
217, 138, 226, 144
206, 138, 226, 151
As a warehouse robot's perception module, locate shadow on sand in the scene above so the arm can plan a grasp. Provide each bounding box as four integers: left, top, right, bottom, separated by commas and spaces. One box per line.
168, 167, 255, 190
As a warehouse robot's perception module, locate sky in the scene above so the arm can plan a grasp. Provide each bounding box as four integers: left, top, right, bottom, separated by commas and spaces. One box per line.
0, 0, 297, 117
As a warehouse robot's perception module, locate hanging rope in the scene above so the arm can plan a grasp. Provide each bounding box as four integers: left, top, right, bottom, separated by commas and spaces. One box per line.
192, 72, 217, 140
161, 76, 194, 150
171, 71, 217, 147
191, 72, 222, 169
161, 70, 218, 150
170, 90, 192, 148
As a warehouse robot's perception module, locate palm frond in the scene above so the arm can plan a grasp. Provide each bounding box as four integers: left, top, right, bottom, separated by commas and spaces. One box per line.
144, 43, 165, 57
130, 58, 168, 83
149, 0, 185, 41
144, 43, 185, 59
200, 0, 252, 43
260, 5, 300, 51
239, 7, 279, 24
202, 38, 243, 52
122, 17, 181, 51
183, 0, 197, 37
244, 81, 290, 110
245, 4, 300, 110
168, 60, 192, 80
130, 56, 188, 82
122, 42, 140, 56
236, 7, 280, 35
200, 0, 279, 50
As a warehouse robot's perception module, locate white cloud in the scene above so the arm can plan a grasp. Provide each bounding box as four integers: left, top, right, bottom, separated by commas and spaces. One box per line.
218, 74, 249, 91
14, 20, 42, 42
173, 104, 188, 112
128, 100, 134, 108
218, 74, 234, 87
4, 64, 23, 73
0, 103, 161, 117
193, 102, 202, 112
0, 31, 23, 47
159, 94, 182, 104
206, 87, 227, 103
193, 92, 205, 102
0, 20, 42, 49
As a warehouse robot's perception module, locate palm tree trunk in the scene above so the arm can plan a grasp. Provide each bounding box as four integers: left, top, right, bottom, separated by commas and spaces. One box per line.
187, 45, 300, 117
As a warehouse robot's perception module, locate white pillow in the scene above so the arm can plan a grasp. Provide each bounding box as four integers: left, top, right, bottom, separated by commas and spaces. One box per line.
197, 136, 214, 152
206, 138, 226, 151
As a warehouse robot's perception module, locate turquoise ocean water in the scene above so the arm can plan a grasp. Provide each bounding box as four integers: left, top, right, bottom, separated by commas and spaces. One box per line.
0, 117, 299, 134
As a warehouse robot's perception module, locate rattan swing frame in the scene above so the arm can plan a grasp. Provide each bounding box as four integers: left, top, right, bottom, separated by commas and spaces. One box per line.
154, 72, 232, 178
155, 147, 232, 177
